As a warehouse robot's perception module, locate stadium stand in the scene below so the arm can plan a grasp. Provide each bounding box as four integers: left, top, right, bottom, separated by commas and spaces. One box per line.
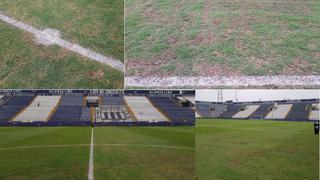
50, 96, 85, 122
309, 103, 320, 121
13, 96, 60, 122
196, 102, 211, 117
286, 102, 310, 121
148, 96, 194, 123
0, 96, 35, 122
196, 99, 319, 122
220, 104, 245, 118
183, 96, 195, 104
233, 105, 260, 119
248, 103, 274, 119
95, 96, 133, 122
265, 104, 292, 120
0, 95, 8, 105
124, 96, 168, 122
81, 107, 91, 121
0, 90, 195, 126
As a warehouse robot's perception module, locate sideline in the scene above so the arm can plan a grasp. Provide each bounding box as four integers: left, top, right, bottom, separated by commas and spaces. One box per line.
125, 76, 320, 87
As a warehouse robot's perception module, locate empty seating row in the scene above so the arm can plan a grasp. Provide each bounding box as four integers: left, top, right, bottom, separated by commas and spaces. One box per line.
124, 96, 168, 122
249, 103, 273, 119
286, 103, 310, 121
220, 104, 244, 118
0, 96, 35, 122
80, 107, 91, 121
50, 96, 84, 122
309, 103, 320, 120
148, 97, 194, 123
265, 104, 292, 120
13, 96, 61, 122
196, 102, 211, 117
233, 105, 260, 119
95, 106, 132, 122
101, 96, 125, 106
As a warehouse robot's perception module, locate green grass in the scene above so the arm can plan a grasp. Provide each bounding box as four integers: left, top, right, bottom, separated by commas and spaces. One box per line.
196, 119, 319, 180
125, 0, 320, 77
0, 126, 194, 180
0, 0, 123, 88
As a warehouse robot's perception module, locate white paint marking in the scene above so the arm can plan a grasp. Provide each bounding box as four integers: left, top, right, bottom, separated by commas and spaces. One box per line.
125, 75, 320, 87
88, 128, 94, 180
0, 12, 124, 71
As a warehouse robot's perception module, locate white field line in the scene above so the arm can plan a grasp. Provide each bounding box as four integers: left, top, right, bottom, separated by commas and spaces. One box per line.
0, 12, 124, 71
0, 143, 193, 151
88, 128, 94, 180
125, 75, 320, 87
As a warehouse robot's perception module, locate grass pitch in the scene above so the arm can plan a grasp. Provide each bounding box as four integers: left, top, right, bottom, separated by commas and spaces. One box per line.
125, 0, 320, 77
0, 126, 194, 180
0, 0, 123, 88
196, 119, 319, 180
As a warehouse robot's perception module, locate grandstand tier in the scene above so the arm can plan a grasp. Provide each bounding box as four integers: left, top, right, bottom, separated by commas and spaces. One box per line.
309, 103, 320, 121
0, 91, 195, 125
95, 96, 133, 122
124, 96, 168, 122
220, 104, 244, 118
148, 97, 194, 123
196, 99, 319, 122
232, 105, 260, 119
286, 102, 310, 121
248, 103, 273, 119
50, 96, 84, 122
13, 96, 60, 122
265, 104, 292, 120
0, 96, 35, 122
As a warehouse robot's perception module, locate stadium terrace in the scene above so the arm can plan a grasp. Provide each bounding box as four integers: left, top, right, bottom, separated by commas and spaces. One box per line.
196, 99, 319, 122
0, 90, 195, 126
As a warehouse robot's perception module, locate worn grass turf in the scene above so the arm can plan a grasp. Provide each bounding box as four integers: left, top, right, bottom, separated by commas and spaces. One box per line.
0, 126, 194, 180
0, 0, 123, 88
125, 0, 320, 77
196, 119, 319, 180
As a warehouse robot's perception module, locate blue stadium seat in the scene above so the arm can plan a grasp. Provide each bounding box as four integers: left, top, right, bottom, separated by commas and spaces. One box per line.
148, 97, 194, 123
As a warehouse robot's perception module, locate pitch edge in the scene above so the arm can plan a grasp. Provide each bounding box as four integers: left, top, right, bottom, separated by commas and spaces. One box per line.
125, 75, 320, 88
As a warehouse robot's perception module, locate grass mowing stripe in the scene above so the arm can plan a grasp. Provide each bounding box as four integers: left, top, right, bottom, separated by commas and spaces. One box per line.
97, 144, 194, 150
88, 128, 94, 180
0, 144, 193, 151
196, 119, 319, 179
0, 144, 90, 151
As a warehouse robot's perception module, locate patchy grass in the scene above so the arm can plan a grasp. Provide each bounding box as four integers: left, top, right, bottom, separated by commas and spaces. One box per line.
125, 0, 320, 77
94, 127, 195, 180
0, 0, 123, 88
0, 21, 123, 89
196, 119, 319, 180
0, 0, 124, 60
